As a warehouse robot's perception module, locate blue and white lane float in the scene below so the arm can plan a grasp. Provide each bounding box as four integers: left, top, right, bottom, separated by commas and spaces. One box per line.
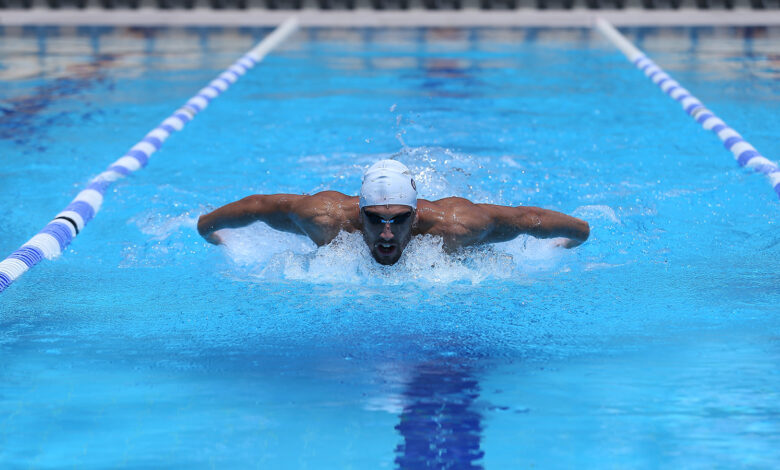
0, 17, 299, 293
595, 18, 780, 200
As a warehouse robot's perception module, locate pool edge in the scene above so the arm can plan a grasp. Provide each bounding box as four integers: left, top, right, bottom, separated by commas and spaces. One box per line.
2, 8, 780, 27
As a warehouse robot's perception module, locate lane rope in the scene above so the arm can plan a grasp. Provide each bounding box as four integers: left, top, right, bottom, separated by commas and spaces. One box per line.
595, 17, 780, 200
0, 17, 299, 293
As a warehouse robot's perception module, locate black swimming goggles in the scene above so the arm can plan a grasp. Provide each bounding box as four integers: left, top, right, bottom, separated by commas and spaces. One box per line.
363, 210, 414, 225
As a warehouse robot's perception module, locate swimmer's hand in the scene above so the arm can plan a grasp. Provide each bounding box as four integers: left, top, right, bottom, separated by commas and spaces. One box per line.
553, 238, 583, 249
203, 231, 223, 245
197, 215, 223, 245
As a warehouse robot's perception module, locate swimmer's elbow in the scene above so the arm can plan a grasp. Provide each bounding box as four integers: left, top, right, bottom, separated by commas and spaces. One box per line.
562, 220, 589, 249
197, 214, 219, 244
197, 214, 209, 236
569, 219, 589, 244
578, 220, 590, 242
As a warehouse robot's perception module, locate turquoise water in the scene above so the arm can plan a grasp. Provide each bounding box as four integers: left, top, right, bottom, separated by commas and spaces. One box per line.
1, 25, 779, 467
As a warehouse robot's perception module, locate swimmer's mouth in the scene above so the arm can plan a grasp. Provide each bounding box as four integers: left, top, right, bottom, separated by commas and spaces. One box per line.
376, 243, 397, 256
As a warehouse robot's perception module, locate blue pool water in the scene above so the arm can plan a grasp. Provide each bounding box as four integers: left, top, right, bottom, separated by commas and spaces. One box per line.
1, 25, 779, 467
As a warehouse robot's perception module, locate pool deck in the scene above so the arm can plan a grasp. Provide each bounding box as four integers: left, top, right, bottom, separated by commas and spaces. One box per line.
1, 8, 780, 27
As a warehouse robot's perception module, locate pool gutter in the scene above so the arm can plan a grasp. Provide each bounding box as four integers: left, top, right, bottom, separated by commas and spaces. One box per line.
2, 8, 780, 27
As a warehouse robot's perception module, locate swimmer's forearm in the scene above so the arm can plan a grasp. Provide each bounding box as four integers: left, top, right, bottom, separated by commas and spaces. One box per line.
527, 208, 590, 245
198, 197, 266, 244
198, 195, 306, 244
481, 205, 589, 247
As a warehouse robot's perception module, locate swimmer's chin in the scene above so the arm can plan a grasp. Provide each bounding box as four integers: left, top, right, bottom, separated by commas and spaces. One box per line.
371, 248, 402, 265
374, 256, 400, 266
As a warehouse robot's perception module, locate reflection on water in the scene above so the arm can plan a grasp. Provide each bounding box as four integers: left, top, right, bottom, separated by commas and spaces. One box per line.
395, 360, 484, 469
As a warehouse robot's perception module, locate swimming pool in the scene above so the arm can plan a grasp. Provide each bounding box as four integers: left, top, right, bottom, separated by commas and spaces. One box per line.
1, 24, 779, 467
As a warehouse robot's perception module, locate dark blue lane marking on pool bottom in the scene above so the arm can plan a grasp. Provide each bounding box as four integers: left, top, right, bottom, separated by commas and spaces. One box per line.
395, 362, 484, 469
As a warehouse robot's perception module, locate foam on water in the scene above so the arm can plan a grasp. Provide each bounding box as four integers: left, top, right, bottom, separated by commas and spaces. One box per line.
126, 146, 614, 284
218, 220, 316, 267
110, 145, 634, 284
132, 210, 200, 241
120, 210, 201, 268
211, 142, 576, 284
259, 231, 520, 285
213, 202, 630, 284
215, 223, 581, 285
122, 147, 620, 283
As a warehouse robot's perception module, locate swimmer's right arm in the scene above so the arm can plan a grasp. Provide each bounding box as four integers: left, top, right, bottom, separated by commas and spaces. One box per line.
477, 204, 590, 248
197, 194, 306, 245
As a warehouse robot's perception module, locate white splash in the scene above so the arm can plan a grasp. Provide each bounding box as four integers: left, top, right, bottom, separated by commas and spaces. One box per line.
573, 205, 621, 225
260, 231, 517, 285
220, 223, 571, 285
127, 147, 594, 281
121, 210, 201, 268
131, 210, 199, 241
218, 221, 315, 267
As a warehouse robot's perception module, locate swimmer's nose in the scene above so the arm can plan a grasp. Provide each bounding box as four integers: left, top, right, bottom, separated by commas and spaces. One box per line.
380, 223, 394, 240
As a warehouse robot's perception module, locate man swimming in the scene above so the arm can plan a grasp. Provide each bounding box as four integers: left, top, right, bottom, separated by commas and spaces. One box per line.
197, 160, 590, 265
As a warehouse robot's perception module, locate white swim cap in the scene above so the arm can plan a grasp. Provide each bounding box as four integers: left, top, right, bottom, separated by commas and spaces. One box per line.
359, 160, 417, 209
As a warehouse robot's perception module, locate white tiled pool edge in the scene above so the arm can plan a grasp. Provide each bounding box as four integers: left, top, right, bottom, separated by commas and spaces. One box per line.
1, 9, 780, 27
596, 17, 780, 200
0, 17, 299, 294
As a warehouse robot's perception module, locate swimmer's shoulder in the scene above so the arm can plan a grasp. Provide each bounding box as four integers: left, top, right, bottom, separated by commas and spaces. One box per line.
291, 191, 360, 224
421, 196, 478, 208
307, 190, 357, 204
295, 191, 358, 211
416, 197, 492, 242
417, 197, 485, 221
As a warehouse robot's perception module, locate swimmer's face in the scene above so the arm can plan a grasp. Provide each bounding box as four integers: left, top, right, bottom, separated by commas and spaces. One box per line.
361, 205, 417, 266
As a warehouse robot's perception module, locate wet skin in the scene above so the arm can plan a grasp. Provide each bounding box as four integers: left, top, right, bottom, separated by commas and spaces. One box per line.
197, 191, 590, 266
360, 205, 417, 265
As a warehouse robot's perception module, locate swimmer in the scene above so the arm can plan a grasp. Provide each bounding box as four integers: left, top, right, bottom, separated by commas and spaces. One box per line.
197, 160, 590, 265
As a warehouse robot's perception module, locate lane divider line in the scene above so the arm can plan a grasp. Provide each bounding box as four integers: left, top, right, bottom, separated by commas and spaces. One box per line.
595, 17, 780, 200
0, 17, 299, 293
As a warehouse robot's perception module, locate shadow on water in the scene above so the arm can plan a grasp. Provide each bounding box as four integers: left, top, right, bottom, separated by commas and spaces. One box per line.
395, 360, 485, 470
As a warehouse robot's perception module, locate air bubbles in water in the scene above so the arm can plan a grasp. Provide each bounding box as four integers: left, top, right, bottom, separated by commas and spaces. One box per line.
220, 225, 569, 286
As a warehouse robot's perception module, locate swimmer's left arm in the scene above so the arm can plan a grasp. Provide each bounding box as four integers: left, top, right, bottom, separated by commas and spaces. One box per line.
197, 194, 305, 244
479, 205, 590, 248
